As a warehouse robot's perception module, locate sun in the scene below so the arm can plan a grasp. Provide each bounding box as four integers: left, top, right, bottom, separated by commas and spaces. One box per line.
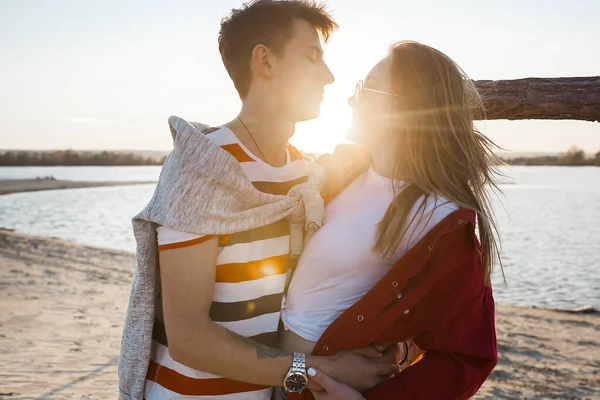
291, 92, 353, 156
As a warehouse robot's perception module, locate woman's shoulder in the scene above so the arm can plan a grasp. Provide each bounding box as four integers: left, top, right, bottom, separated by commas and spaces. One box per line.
425, 194, 460, 216
413, 194, 460, 227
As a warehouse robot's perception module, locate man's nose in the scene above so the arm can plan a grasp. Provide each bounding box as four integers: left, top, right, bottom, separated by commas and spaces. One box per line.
323, 62, 335, 85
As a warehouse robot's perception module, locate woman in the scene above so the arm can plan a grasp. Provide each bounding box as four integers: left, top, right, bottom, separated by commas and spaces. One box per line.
281, 41, 503, 399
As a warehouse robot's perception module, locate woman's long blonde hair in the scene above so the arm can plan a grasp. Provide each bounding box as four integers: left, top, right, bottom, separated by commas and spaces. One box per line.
373, 41, 504, 286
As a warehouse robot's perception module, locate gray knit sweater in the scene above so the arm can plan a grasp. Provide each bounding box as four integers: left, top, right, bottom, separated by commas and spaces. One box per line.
117, 116, 324, 399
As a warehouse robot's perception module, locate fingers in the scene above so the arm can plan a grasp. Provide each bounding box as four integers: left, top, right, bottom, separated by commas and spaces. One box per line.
376, 362, 400, 376
373, 342, 393, 351
309, 368, 366, 400
353, 346, 383, 359
309, 380, 325, 392
376, 374, 394, 386
380, 342, 402, 364
308, 367, 338, 392
354, 342, 396, 359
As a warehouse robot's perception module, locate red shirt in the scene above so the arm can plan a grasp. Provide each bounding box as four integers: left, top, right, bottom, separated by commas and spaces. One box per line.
290, 145, 498, 399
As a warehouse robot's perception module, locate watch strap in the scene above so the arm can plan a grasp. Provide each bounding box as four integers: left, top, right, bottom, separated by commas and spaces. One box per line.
292, 352, 306, 371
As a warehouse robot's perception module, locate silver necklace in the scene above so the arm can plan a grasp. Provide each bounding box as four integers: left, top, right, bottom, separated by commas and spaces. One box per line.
237, 116, 268, 164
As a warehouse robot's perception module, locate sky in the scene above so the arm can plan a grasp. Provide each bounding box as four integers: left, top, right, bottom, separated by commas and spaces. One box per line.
1, 0, 599, 155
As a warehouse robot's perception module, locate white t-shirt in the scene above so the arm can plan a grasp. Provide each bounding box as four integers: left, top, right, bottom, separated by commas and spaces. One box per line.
281, 167, 459, 342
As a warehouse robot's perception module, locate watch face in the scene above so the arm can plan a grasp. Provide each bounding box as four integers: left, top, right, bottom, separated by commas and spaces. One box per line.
285, 372, 307, 393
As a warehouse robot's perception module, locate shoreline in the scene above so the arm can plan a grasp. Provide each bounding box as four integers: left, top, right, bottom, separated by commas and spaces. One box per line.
0, 179, 157, 195
1, 230, 599, 399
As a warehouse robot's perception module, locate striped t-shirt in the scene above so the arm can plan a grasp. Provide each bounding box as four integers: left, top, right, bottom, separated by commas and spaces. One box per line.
144, 126, 310, 400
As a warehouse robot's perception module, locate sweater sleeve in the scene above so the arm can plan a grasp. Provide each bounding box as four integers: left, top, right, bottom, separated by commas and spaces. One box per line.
365, 227, 498, 400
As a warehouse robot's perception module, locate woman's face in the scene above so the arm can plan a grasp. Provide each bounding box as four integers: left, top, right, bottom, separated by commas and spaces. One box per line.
346, 56, 397, 148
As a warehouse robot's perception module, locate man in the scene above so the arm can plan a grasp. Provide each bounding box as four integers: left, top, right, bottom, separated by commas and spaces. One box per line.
118, 1, 399, 399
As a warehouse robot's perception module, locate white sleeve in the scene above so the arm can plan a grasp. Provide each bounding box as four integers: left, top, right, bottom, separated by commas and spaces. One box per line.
156, 226, 207, 249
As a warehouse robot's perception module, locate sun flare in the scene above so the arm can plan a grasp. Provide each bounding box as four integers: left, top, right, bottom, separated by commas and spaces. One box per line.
291, 93, 353, 156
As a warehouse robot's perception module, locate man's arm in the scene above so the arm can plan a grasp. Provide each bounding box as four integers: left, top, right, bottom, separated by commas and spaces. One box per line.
160, 238, 398, 390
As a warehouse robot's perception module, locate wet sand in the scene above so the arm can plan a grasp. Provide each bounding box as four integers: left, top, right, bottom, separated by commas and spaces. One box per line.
0, 179, 156, 195
0, 229, 598, 399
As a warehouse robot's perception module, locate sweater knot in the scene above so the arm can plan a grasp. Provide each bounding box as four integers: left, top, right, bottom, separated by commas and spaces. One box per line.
286, 180, 324, 257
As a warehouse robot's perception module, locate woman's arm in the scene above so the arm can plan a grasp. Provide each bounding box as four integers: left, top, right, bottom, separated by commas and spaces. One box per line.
363, 224, 498, 400
363, 220, 498, 400
310, 293, 496, 400
365, 288, 497, 399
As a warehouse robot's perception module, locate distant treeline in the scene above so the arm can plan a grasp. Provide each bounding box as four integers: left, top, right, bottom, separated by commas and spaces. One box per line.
2, 147, 600, 167
501, 147, 600, 166
0, 150, 167, 166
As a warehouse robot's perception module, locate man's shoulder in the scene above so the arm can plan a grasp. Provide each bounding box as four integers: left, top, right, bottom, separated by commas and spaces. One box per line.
287, 144, 310, 163
202, 126, 235, 143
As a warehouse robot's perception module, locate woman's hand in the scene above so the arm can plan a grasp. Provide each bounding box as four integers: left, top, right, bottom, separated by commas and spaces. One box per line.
308, 367, 366, 400
310, 350, 398, 392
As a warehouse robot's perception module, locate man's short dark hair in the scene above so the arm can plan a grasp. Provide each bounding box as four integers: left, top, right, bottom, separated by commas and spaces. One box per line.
218, 0, 338, 98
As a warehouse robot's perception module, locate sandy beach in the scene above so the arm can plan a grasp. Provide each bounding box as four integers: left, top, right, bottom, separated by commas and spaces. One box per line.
0, 179, 156, 196
0, 229, 598, 400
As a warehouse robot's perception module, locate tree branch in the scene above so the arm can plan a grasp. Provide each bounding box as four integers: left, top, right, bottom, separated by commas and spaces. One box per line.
474, 77, 600, 122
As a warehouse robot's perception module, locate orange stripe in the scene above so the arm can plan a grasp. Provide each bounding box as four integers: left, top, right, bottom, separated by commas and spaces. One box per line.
220, 143, 256, 163
146, 360, 269, 396
158, 235, 214, 251
216, 255, 287, 283
287, 145, 305, 162
158, 235, 232, 251
219, 234, 233, 246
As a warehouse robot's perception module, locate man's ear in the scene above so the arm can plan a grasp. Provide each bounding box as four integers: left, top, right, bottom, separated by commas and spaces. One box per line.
250, 44, 276, 79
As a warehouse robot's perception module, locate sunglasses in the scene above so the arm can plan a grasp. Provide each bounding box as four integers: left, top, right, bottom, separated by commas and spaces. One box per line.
353, 80, 402, 106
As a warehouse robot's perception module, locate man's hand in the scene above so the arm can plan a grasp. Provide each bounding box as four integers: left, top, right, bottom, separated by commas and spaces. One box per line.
309, 349, 398, 392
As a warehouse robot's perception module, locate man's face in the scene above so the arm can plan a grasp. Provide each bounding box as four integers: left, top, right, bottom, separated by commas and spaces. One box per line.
270, 19, 334, 123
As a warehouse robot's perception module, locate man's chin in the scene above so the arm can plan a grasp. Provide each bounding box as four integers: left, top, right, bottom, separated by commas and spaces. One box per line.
294, 107, 322, 123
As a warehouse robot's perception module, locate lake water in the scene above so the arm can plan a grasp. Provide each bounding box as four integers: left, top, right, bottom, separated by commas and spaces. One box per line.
0, 165, 163, 182
1, 165, 599, 311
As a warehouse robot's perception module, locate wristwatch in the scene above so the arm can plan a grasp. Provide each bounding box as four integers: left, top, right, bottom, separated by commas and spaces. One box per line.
283, 352, 308, 393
